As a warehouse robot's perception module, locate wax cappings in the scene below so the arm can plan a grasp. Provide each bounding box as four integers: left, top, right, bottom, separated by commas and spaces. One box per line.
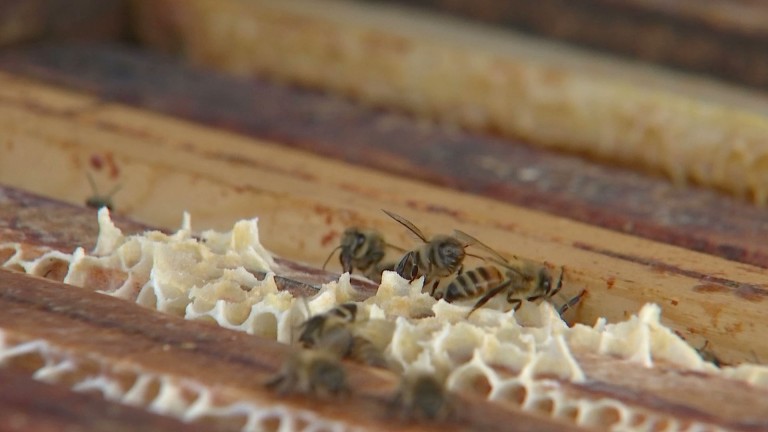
0, 209, 765, 431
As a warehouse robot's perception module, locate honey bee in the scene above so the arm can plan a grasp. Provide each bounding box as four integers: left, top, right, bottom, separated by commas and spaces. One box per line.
556, 289, 586, 316
265, 348, 348, 397
452, 258, 568, 316
349, 335, 389, 368
382, 210, 505, 294
297, 303, 390, 368
322, 228, 400, 283
85, 172, 121, 211
392, 372, 452, 421
297, 302, 358, 351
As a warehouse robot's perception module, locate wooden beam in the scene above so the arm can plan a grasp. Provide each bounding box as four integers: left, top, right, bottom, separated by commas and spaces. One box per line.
130, 0, 768, 203
0, 369, 220, 432
0, 269, 580, 431
1, 44, 767, 268
363, 0, 768, 89
0, 72, 766, 365
3, 193, 768, 430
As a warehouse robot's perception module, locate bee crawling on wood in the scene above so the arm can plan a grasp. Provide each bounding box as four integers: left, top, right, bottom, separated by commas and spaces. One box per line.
448, 256, 582, 317
265, 348, 349, 397
322, 227, 402, 283
85, 172, 121, 211
382, 210, 505, 294
391, 371, 453, 421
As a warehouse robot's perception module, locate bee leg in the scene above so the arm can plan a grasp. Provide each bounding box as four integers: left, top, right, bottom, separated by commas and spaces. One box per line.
430, 279, 440, 296
467, 280, 511, 317
557, 289, 586, 316
549, 267, 565, 297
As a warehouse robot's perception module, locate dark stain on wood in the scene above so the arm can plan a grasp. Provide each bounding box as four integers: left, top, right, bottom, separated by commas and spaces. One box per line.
693, 283, 729, 294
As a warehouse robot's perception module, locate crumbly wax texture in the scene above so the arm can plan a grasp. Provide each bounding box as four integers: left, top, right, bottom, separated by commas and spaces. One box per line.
1, 210, 767, 431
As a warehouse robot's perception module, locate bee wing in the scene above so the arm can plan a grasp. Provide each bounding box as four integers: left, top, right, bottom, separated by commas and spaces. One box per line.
322, 245, 343, 270
382, 210, 428, 242
452, 230, 509, 263
384, 242, 408, 253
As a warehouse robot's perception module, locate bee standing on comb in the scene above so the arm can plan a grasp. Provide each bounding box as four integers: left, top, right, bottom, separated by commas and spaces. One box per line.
382, 209, 505, 295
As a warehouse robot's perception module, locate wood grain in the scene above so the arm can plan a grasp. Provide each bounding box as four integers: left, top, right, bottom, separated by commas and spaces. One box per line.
1, 43, 767, 269
0, 72, 766, 366
0, 269, 580, 432
3, 191, 768, 430
130, 0, 768, 203
366, 0, 768, 89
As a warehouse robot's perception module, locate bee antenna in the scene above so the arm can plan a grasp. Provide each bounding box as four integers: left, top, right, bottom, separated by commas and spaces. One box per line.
86, 172, 100, 196
322, 245, 343, 271
106, 183, 122, 198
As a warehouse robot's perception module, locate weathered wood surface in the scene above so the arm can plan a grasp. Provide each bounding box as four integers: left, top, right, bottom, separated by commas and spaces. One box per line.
129, 0, 768, 204
0, 369, 219, 432
1, 43, 768, 269
2, 194, 768, 430
0, 72, 766, 366
0, 269, 581, 432
367, 0, 768, 90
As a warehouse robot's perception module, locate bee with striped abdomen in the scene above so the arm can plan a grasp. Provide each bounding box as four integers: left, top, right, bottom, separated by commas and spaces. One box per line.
392, 371, 453, 421
447, 257, 582, 317
323, 228, 400, 283
265, 348, 349, 397
297, 302, 390, 368
297, 302, 358, 352
382, 210, 504, 295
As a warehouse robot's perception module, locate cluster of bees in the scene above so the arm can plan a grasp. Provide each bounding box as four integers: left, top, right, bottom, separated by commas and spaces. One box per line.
265, 210, 587, 420
326, 210, 585, 317
266, 300, 452, 420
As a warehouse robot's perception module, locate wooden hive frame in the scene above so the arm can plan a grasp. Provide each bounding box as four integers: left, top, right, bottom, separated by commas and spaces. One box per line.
2, 0, 768, 430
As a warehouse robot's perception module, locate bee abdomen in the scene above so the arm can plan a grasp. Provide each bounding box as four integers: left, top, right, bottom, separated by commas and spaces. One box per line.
444, 266, 502, 302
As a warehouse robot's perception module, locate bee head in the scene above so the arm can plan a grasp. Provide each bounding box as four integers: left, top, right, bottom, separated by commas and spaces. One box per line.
435, 237, 465, 272
339, 228, 367, 272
